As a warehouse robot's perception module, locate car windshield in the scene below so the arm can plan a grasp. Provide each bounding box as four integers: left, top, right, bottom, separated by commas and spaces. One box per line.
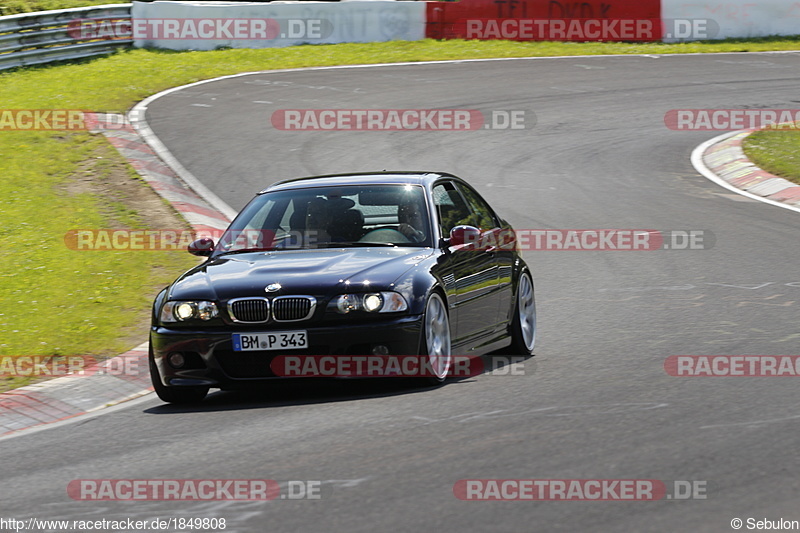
213, 184, 432, 255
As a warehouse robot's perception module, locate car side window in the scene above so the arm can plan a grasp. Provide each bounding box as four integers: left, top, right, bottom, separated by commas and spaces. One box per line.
456, 183, 500, 231
432, 181, 472, 239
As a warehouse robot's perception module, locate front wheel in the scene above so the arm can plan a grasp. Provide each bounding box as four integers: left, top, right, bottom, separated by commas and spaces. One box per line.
149, 343, 208, 404
509, 271, 536, 355
418, 292, 452, 385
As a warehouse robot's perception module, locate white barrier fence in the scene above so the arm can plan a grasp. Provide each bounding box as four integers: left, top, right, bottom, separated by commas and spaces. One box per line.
662, 0, 800, 41
131, 0, 426, 50
0, 4, 132, 71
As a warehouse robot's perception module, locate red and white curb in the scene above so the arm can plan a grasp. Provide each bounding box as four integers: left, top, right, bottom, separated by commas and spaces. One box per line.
0, 114, 233, 437
101, 111, 235, 233
692, 130, 800, 214
0, 344, 152, 436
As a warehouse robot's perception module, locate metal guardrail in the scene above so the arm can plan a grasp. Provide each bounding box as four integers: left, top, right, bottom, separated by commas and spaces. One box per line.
0, 4, 132, 71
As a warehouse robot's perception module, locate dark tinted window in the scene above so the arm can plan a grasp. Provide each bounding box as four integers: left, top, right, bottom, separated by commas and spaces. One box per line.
456, 182, 499, 231
432, 181, 472, 238
214, 184, 431, 254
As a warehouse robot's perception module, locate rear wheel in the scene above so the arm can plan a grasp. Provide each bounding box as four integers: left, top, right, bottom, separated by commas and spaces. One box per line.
509, 271, 536, 354
149, 343, 208, 404
418, 292, 451, 385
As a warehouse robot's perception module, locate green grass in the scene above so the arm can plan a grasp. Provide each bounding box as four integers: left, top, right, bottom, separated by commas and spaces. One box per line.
1, 37, 800, 391
4, 37, 800, 113
0, 132, 197, 391
0, 0, 126, 16
742, 126, 800, 184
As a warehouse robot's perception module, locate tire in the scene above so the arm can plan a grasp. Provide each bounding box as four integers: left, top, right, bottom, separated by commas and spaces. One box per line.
149, 343, 208, 404
418, 292, 452, 386
509, 270, 536, 355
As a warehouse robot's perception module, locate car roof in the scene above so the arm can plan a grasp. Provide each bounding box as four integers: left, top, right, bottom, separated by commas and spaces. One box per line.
259, 171, 459, 194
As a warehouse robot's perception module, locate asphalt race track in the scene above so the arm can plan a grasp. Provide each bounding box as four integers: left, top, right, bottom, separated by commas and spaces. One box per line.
3, 52, 800, 532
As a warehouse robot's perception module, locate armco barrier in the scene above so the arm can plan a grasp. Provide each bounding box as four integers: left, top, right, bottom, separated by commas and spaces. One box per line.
131, 0, 426, 50
0, 4, 132, 71
0, 1, 795, 70
661, 0, 800, 41
426, 0, 662, 41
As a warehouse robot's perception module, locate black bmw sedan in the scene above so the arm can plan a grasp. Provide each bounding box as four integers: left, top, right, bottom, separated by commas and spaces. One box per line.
149, 171, 536, 403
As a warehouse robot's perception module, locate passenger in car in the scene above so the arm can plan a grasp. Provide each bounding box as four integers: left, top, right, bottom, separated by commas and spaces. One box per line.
306, 197, 331, 244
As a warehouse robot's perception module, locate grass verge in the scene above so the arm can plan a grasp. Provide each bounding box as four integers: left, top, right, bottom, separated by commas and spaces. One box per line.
0, 0, 126, 16
1, 37, 799, 392
0, 131, 197, 392
3, 37, 800, 112
742, 127, 800, 184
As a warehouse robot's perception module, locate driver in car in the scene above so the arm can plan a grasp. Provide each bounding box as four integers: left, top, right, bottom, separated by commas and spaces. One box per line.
398, 202, 426, 242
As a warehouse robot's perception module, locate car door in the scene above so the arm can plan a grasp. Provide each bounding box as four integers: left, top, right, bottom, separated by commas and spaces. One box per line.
432, 181, 500, 347
454, 181, 514, 331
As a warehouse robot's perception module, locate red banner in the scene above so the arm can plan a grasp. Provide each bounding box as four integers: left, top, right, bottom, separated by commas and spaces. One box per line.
426, 0, 662, 42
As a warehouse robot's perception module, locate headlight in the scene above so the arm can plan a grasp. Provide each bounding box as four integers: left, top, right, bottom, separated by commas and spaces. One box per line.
160, 301, 219, 323
175, 302, 196, 320
363, 294, 383, 312
331, 292, 408, 314
336, 294, 359, 314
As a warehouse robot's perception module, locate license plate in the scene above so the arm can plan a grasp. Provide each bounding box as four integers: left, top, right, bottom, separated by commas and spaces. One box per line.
232, 331, 308, 351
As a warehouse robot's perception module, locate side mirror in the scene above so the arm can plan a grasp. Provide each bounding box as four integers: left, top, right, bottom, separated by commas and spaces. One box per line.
188, 238, 214, 257
449, 225, 481, 248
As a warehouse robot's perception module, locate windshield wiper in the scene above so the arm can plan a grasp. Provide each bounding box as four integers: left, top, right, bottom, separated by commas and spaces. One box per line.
316, 241, 399, 248
215, 247, 277, 255
216, 242, 406, 254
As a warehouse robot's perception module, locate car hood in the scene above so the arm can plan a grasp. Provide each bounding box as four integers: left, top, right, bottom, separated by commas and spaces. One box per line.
167, 247, 435, 301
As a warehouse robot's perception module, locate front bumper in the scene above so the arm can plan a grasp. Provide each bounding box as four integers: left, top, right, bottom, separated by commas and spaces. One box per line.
150, 315, 424, 389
